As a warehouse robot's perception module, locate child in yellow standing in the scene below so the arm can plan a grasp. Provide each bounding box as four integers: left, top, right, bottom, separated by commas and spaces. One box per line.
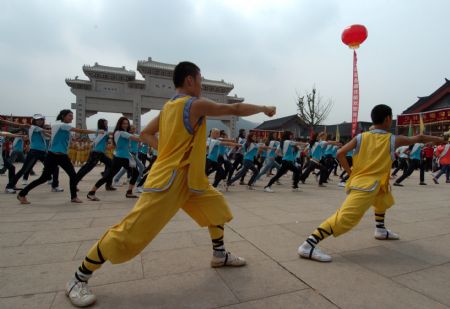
65, 61, 276, 307
297, 104, 447, 262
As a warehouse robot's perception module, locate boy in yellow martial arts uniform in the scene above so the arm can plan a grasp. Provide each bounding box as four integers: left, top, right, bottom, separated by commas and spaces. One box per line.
65, 61, 276, 307
298, 104, 446, 262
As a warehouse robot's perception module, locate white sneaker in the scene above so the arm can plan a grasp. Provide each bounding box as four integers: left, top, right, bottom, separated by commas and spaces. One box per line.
22, 180, 28, 186
211, 252, 246, 268
65, 277, 96, 307
374, 228, 400, 240
52, 187, 64, 192
292, 187, 301, 192
136, 186, 143, 193
247, 185, 255, 190
298, 241, 332, 262
5, 188, 16, 194
113, 181, 122, 187
338, 181, 346, 187
264, 186, 274, 193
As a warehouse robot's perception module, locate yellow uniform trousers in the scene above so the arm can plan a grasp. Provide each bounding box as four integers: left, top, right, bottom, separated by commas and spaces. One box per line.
86, 166, 233, 268
319, 185, 395, 237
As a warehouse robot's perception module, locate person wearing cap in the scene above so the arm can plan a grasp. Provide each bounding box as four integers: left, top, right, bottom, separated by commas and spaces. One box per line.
1, 114, 64, 193
17, 110, 99, 204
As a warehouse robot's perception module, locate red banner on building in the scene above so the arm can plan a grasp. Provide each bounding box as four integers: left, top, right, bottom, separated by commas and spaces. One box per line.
351, 50, 360, 137
0, 114, 32, 131
397, 108, 450, 126
250, 129, 283, 141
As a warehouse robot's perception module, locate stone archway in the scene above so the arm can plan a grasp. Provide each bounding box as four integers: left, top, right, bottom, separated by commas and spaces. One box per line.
66, 57, 244, 137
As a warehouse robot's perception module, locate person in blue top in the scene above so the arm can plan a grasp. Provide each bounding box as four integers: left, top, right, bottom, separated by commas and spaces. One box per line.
18, 110, 98, 204
2, 114, 62, 193
227, 132, 272, 190
394, 142, 426, 186
227, 129, 246, 184
74, 119, 115, 190
138, 143, 149, 167
300, 132, 341, 187
9, 133, 26, 163
0, 130, 27, 193
254, 134, 281, 183
217, 130, 234, 184
391, 146, 410, 177
87, 117, 141, 201
324, 143, 340, 180
206, 128, 241, 188
264, 131, 307, 193
135, 144, 159, 193
113, 125, 146, 189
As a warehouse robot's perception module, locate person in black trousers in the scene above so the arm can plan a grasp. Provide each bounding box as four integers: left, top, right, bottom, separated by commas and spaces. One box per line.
227, 129, 246, 183
74, 119, 115, 190
264, 131, 306, 192
86, 117, 140, 201
1, 115, 62, 192
17, 110, 97, 204
1, 131, 27, 193
394, 143, 426, 186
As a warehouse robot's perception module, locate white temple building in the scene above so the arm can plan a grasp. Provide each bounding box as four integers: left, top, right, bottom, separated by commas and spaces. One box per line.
66, 57, 244, 136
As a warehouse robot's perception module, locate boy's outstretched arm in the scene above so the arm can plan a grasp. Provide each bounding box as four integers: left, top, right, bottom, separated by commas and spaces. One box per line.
190, 98, 276, 120
336, 138, 357, 177
395, 134, 445, 149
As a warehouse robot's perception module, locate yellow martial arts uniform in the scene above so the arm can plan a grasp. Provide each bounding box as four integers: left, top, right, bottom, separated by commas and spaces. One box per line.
83, 94, 233, 270
315, 130, 395, 238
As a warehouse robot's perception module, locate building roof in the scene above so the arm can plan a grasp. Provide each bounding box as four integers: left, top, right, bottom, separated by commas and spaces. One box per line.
137, 58, 175, 72
65, 78, 92, 90
83, 63, 136, 81
227, 94, 245, 103
137, 57, 234, 91
202, 78, 233, 89
403, 78, 450, 114
315, 121, 373, 137
256, 114, 307, 130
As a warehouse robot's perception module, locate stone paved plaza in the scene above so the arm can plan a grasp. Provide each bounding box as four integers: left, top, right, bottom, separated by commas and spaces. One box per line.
1, 166, 450, 309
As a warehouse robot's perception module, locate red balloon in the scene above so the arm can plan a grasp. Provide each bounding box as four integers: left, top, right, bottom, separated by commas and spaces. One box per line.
341, 25, 368, 49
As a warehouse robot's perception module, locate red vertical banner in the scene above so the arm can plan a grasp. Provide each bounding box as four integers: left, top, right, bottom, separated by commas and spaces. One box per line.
351, 50, 360, 137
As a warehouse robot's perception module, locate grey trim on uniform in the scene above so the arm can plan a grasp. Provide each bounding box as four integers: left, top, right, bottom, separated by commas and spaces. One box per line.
348, 180, 379, 192
354, 134, 362, 155
142, 170, 177, 192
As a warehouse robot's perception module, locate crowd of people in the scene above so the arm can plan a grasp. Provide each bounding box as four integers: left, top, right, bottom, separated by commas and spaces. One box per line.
3, 113, 448, 203
1, 61, 449, 308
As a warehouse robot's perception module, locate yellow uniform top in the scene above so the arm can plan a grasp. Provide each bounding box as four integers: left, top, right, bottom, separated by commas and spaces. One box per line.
144, 94, 209, 193
346, 129, 395, 193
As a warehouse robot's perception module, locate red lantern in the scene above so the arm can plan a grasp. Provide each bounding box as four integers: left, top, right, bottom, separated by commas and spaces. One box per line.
341, 24, 368, 49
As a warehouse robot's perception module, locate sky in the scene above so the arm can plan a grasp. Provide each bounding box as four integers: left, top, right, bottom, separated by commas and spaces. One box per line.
1, 0, 449, 127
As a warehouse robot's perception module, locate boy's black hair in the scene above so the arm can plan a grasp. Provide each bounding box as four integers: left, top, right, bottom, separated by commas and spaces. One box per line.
56, 109, 73, 121
173, 61, 200, 88
371, 104, 392, 125
280, 131, 293, 152
97, 118, 108, 131
238, 129, 246, 139
113, 117, 130, 146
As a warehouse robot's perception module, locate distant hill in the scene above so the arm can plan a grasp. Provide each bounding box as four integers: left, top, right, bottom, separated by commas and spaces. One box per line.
206, 118, 259, 134
103, 118, 259, 136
